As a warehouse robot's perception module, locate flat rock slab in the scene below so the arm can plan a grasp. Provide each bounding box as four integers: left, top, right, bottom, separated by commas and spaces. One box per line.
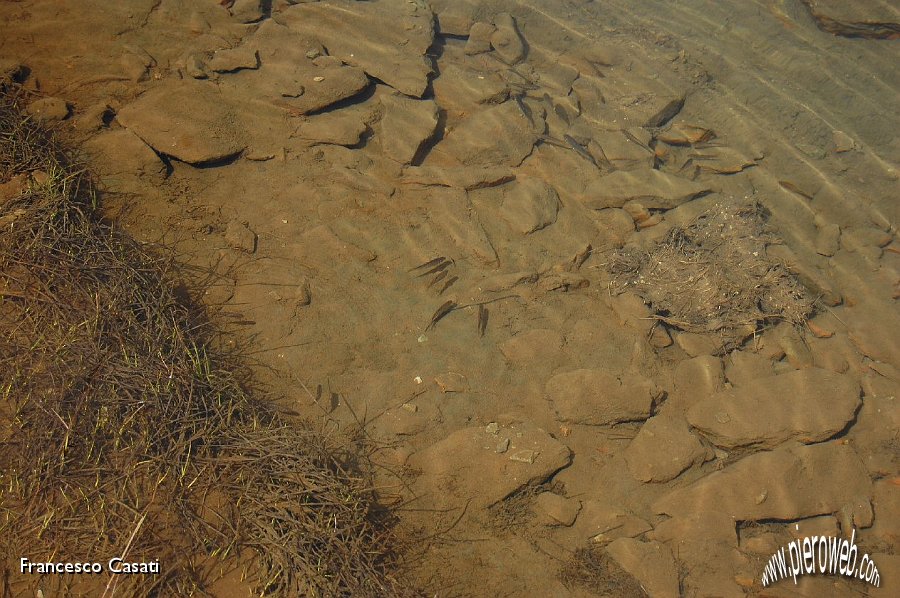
546, 369, 658, 425
83, 129, 166, 192
401, 186, 499, 265
26, 97, 69, 122
571, 501, 652, 544
687, 368, 860, 449
439, 101, 536, 167
116, 80, 245, 164
803, 0, 900, 39
584, 168, 710, 210
606, 539, 680, 598
533, 492, 581, 526
499, 328, 565, 364
653, 442, 873, 522
378, 94, 438, 164
429, 0, 479, 35
408, 420, 572, 510
500, 178, 560, 234
279, 0, 435, 98
846, 300, 900, 367
227, 21, 371, 116
625, 414, 712, 483
400, 165, 514, 190
208, 46, 259, 73
432, 63, 509, 114
294, 111, 367, 146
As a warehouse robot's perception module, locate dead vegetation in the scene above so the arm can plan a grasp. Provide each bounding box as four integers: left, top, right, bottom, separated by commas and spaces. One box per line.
0, 87, 405, 597
558, 546, 648, 597
607, 201, 813, 347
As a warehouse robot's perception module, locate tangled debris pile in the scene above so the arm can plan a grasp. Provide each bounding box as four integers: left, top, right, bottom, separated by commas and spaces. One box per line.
608, 201, 814, 346
0, 88, 403, 597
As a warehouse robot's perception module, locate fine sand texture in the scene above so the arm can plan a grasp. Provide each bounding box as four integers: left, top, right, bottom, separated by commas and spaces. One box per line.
1, 0, 898, 595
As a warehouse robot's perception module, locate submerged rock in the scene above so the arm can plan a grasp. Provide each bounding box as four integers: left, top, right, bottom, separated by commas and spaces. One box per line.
83, 129, 166, 192
606, 539, 680, 598
378, 94, 439, 164
624, 415, 712, 483
438, 101, 536, 167
232, 21, 371, 116
499, 178, 560, 234
408, 419, 572, 510
116, 80, 245, 164
279, 0, 435, 98
583, 168, 710, 209
546, 369, 658, 425
688, 368, 860, 450
803, 0, 900, 39
490, 13, 526, 65
654, 441, 873, 522
26, 97, 69, 122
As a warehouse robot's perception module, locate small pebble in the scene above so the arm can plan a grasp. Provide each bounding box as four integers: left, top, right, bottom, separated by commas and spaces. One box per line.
509, 449, 536, 463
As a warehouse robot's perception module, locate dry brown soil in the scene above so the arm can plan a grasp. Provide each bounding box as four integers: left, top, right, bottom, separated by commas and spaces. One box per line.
2, 0, 898, 596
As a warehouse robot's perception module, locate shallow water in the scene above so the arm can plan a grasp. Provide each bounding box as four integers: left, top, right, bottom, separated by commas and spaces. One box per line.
1, 0, 897, 595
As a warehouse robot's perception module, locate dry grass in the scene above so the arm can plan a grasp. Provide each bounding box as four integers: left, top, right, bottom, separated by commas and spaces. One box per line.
0, 86, 405, 597
607, 201, 813, 348
558, 545, 648, 597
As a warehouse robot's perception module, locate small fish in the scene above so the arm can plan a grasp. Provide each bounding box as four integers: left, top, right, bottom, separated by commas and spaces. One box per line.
563, 134, 599, 168
538, 135, 569, 149
417, 259, 452, 278
439, 275, 458, 295
408, 256, 445, 273
427, 270, 449, 290
426, 300, 457, 331
621, 129, 652, 153
572, 244, 592, 270
477, 305, 488, 337
513, 95, 533, 126
553, 104, 570, 125
779, 181, 814, 201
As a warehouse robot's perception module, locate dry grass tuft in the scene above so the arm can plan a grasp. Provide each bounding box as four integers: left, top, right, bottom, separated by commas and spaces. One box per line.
558, 546, 648, 597
607, 201, 813, 348
0, 86, 405, 597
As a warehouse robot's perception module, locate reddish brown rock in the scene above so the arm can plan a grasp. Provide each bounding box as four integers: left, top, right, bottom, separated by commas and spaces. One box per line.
533, 492, 580, 527
116, 80, 245, 164
26, 97, 69, 122
279, 0, 434, 97
546, 369, 658, 425
499, 178, 560, 234
229, 21, 371, 116
438, 101, 536, 167
378, 94, 439, 165
688, 368, 860, 449
408, 420, 572, 510
654, 442, 872, 523
499, 329, 565, 364
606, 539, 680, 598
625, 415, 712, 482
83, 129, 166, 192
583, 169, 710, 210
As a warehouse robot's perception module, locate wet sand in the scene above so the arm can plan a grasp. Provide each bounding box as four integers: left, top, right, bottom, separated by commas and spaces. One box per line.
2, 0, 897, 595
